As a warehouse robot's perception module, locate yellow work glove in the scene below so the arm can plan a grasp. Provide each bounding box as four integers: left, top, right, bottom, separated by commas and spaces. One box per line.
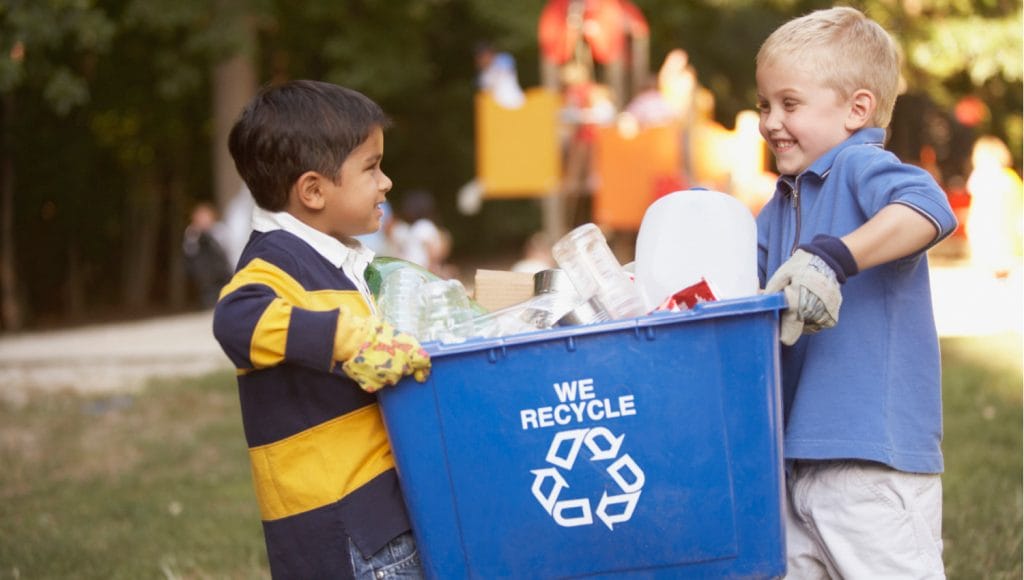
334, 308, 431, 393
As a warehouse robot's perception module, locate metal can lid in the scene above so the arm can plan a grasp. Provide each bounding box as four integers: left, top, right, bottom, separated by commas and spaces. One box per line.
533, 268, 574, 295
555, 296, 610, 327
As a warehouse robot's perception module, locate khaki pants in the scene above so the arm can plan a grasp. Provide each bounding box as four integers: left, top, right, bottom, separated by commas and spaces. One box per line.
784, 460, 945, 579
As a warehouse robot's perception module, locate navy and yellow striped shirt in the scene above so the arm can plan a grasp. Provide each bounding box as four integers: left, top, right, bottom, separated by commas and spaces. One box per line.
213, 227, 410, 579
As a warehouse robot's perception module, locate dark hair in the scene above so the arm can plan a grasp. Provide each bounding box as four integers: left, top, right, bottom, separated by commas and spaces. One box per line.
398, 189, 437, 223
227, 80, 391, 211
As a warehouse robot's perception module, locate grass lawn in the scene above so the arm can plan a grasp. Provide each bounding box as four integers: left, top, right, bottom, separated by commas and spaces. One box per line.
0, 334, 1020, 578
939, 333, 1023, 578
0, 372, 268, 579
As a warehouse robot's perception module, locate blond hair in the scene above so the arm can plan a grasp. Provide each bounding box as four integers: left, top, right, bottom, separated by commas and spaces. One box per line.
756, 6, 900, 127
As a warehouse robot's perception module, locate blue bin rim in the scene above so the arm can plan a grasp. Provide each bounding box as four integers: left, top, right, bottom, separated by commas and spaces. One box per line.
422, 292, 786, 358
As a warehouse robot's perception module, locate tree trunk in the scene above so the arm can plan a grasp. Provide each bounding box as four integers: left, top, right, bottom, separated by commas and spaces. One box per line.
65, 238, 86, 320
166, 172, 187, 309
212, 51, 257, 210
0, 93, 22, 331
120, 171, 162, 313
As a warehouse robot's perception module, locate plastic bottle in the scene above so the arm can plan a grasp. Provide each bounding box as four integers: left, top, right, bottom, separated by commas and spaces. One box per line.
377, 268, 429, 336
551, 223, 646, 319
418, 279, 477, 344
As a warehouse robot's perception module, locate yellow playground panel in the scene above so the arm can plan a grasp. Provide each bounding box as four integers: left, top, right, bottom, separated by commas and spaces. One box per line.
475, 88, 562, 198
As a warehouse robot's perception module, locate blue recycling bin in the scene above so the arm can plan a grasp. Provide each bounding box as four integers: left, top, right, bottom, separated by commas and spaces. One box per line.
378, 293, 787, 579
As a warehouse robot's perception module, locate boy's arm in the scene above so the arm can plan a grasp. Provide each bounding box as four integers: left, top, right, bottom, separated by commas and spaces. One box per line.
765, 157, 957, 345
213, 258, 429, 391
841, 203, 939, 271
766, 206, 950, 346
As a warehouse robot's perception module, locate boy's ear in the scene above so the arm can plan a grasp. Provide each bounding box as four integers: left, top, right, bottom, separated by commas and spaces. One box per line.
845, 89, 876, 131
294, 171, 327, 211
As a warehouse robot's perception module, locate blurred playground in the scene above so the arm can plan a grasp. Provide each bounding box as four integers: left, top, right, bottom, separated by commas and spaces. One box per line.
2, 1, 1021, 333
0, 0, 1021, 399
468, 0, 779, 254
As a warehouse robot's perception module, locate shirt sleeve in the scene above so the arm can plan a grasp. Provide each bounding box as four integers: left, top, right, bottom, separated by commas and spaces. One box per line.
850, 151, 959, 248
213, 257, 340, 373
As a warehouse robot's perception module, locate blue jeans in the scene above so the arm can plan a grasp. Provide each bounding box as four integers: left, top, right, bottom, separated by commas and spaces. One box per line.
349, 532, 425, 579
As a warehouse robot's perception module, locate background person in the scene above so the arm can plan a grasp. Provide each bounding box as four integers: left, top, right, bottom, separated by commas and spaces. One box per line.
511, 231, 556, 274
965, 135, 1023, 276
392, 189, 451, 277
182, 201, 232, 308
474, 42, 525, 109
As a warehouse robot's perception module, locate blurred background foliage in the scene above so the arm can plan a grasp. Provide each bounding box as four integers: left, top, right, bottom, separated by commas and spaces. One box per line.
0, 0, 1020, 329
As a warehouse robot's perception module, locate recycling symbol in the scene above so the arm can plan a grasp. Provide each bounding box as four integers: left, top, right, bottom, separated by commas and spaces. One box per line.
530, 427, 645, 530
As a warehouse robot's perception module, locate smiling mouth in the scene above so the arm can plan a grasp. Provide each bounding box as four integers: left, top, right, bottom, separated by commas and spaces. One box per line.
773, 139, 796, 152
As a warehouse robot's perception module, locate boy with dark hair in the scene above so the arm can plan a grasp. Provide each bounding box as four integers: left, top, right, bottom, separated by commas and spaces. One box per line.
214, 79, 430, 579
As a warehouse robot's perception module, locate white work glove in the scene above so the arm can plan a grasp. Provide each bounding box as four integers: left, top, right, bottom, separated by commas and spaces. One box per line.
765, 234, 859, 346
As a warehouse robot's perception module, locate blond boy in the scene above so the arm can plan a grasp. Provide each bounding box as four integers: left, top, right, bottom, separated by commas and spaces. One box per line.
755, 8, 957, 578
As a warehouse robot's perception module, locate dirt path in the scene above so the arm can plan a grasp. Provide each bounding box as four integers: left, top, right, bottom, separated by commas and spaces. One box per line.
0, 310, 230, 404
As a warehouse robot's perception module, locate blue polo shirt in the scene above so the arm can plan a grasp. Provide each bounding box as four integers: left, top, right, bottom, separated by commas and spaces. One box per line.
756, 128, 957, 474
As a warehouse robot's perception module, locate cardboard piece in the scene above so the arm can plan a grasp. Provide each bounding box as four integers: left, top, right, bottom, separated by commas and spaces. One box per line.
473, 269, 535, 312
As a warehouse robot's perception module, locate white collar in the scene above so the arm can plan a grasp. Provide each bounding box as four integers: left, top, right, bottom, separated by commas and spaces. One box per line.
251, 206, 376, 272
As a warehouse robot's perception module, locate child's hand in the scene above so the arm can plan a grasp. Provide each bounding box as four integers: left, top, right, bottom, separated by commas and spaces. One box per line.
765, 250, 842, 345
335, 311, 431, 392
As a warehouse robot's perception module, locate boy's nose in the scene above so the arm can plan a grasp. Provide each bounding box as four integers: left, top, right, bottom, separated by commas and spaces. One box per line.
761, 110, 781, 132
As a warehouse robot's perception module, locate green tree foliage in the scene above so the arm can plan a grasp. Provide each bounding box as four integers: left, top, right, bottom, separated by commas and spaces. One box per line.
0, 0, 115, 114
638, 0, 1022, 160
3, 0, 218, 324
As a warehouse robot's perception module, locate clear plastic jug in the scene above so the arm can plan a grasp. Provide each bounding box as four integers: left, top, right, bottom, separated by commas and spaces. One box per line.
551, 223, 646, 319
